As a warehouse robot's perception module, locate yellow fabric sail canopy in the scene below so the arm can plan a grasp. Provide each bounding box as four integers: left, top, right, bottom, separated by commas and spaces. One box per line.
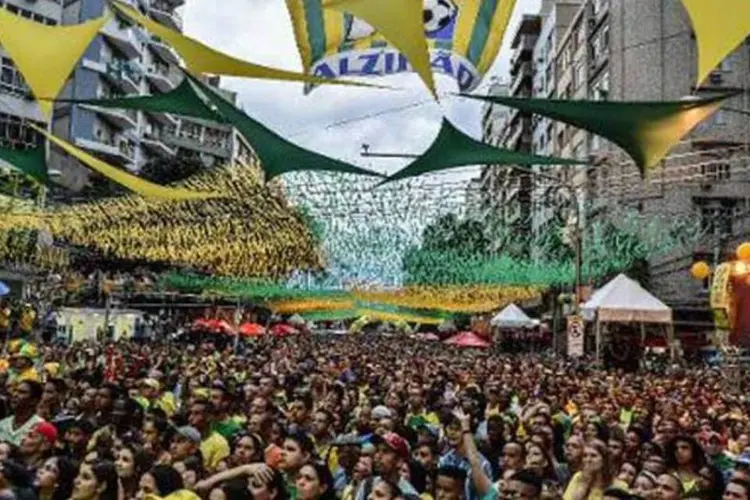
0, 9, 108, 119
681, 0, 750, 86
112, 1, 378, 89
324, 0, 436, 97
30, 124, 220, 201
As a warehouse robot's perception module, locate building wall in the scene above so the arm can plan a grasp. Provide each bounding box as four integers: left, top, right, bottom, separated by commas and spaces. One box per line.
530, 0, 582, 236
582, 0, 750, 304
0, 0, 263, 191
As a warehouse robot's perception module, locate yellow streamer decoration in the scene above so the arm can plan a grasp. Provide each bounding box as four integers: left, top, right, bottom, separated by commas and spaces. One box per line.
271, 299, 356, 314
112, 2, 376, 89
355, 286, 542, 314
324, 0, 436, 98
682, 0, 750, 86
31, 125, 219, 201
1, 163, 323, 278
0, 10, 108, 119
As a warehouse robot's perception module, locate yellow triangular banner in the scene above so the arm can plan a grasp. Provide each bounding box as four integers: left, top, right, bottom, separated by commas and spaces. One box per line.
0, 10, 108, 119
112, 1, 377, 89
30, 125, 220, 201
682, 0, 750, 86
638, 98, 726, 169
324, 0, 436, 98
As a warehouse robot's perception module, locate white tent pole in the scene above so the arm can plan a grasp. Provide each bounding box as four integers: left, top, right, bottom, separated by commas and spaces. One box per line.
595, 316, 601, 363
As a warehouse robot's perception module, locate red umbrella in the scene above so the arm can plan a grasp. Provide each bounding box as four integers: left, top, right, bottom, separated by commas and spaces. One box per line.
444, 331, 491, 348
192, 318, 214, 331
239, 322, 266, 337
271, 324, 299, 336
211, 320, 236, 335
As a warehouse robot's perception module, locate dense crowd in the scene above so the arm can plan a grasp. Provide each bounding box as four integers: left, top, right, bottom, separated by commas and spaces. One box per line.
0, 335, 745, 500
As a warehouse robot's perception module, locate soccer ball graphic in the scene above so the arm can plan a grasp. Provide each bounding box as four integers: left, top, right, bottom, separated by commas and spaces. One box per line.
345, 17, 375, 42
423, 0, 458, 35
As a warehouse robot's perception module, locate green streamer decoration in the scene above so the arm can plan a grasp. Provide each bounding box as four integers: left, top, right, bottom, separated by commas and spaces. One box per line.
384, 119, 582, 183
459, 92, 737, 172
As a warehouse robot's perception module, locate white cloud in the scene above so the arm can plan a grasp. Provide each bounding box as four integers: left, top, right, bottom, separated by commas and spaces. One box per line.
182, 0, 541, 174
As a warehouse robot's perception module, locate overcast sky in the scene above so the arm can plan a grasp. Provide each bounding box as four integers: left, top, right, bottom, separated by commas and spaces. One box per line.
183, 0, 541, 177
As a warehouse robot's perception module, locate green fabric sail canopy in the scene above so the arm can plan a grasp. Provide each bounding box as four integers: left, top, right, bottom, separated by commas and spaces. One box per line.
0, 145, 47, 183
460, 92, 736, 173
62, 78, 223, 122
187, 74, 382, 180
65, 74, 383, 180
384, 119, 583, 183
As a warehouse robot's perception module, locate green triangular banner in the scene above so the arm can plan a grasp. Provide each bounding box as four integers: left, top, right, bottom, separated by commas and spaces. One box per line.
384, 119, 582, 183
460, 93, 735, 173
187, 74, 383, 180
0, 145, 47, 184
58, 78, 222, 123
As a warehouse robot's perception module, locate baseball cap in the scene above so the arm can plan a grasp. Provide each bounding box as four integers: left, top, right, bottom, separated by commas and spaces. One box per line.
33, 422, 58, 445
373, 432, 410, 460
372, 406, 392, 420
176, 426, 202, 444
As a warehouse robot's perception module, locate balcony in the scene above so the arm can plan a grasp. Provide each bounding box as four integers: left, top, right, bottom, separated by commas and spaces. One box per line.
75, 137, 135, 166
507, 124, 532, 151
145, 109, 180, 128
148, 36, 180, 65
510, 62, 532, 95
81, 104, 138, 131
141, 130, 177, 157
149, 3, 183, 31
146, 63, 178, 93
101, 21, 141, 59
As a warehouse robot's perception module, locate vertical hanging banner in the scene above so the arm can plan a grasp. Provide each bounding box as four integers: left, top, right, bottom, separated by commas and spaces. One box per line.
567, 315, 584, 358
285, 0, 517, 93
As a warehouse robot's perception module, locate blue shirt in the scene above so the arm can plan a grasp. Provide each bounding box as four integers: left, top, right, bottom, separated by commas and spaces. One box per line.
439, 449, 493, 500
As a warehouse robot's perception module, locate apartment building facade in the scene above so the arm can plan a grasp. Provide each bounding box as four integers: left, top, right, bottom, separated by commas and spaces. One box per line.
592, 0, 750, 304
479, 0, 750, 305
529, 0, 583, 236
0, 0, 258, 192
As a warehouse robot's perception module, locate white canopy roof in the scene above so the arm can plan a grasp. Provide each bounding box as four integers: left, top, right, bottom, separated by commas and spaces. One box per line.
491, 303, 537, 328
581, 274, 672, 323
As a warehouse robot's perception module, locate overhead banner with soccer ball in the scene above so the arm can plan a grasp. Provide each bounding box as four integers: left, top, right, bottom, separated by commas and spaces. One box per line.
285, 0, 517, 93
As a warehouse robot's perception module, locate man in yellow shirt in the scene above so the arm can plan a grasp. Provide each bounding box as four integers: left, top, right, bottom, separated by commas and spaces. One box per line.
188, 399, 230, 472
405, 384, 439, 429
8, 343, 39, 384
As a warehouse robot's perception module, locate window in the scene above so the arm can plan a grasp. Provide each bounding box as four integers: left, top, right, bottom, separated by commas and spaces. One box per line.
0, 57, 29, 96
697, 201, 734, 236
701, 161, 731, 181
0, 112, 43, 149
575, 62, 586, 89
1, 3, 57, 25
601, 25, 610, 52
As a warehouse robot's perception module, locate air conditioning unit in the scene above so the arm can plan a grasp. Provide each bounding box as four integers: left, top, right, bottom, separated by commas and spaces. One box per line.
709, 71, 723, 84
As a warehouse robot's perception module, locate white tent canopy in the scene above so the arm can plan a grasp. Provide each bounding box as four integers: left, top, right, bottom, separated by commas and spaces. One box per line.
491, 303, 537, 328
582, 274, 672, 323
581, 274, 674, 360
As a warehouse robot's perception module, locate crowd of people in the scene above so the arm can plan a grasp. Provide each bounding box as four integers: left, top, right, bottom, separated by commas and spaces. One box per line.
0, 334, 745, 500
